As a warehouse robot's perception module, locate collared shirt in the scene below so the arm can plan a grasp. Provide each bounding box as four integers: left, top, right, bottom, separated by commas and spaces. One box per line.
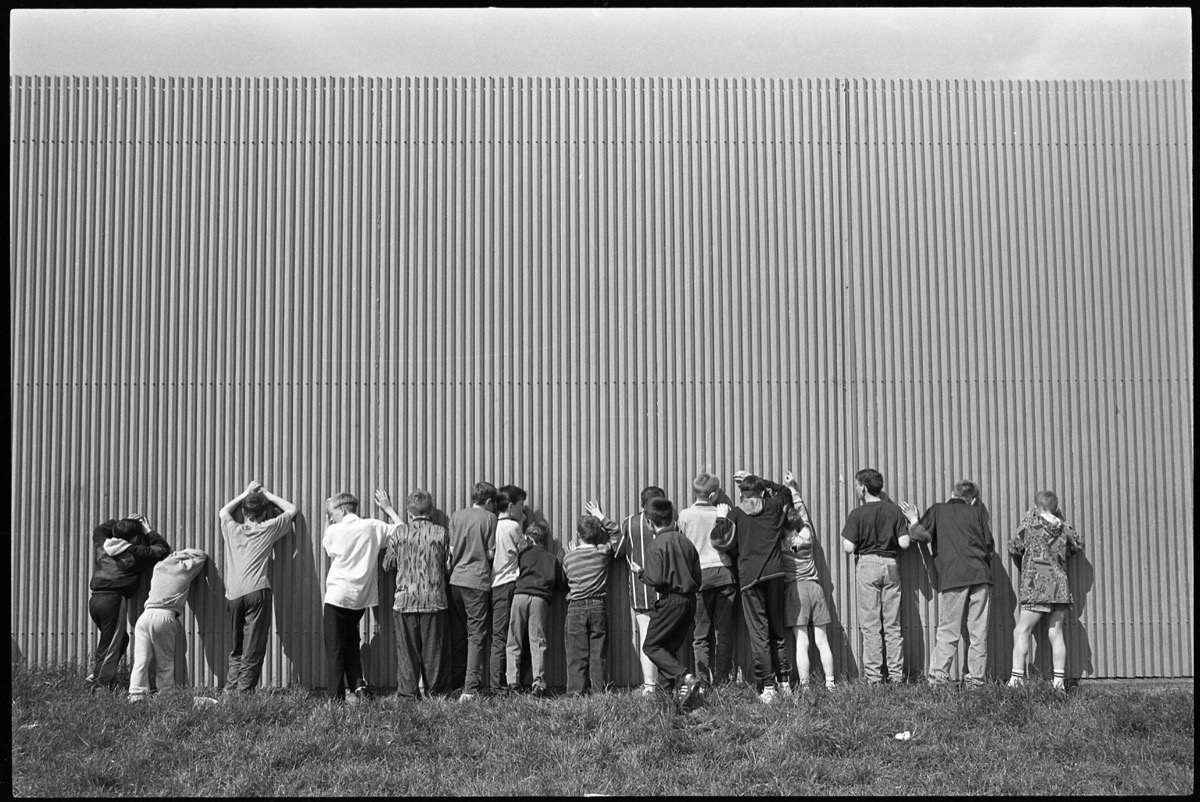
910, 498, 994, 591
220, 511, 293, 600
448, 506, 498, 590
677, 500, 735, 590
382, 517, 451, 613
491, 517, 523, 588
611, 512, 659, 610
322, 513, 399, 609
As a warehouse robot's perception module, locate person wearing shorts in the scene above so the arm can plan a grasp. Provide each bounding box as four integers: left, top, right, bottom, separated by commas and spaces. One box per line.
781, 473, 835, 689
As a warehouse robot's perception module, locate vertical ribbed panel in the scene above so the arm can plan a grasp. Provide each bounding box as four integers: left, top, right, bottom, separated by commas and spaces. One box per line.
9, 77, 1193, 686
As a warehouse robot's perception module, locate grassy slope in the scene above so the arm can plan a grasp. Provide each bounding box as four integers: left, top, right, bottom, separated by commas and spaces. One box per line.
11, 665, 1194, 796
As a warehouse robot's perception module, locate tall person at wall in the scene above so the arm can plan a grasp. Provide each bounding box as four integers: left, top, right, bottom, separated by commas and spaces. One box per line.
218, 480, 299, 694
490, 486, 526, 693
447, 481, 499, 701
606, 486, 668, 695
321, 491, 398, 703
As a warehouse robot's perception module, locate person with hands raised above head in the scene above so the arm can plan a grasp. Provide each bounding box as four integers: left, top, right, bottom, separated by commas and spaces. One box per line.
781, 470, 837, 690
1006, 490, 1083, 691
219, 479, 299, 695
710, 469, 795, 702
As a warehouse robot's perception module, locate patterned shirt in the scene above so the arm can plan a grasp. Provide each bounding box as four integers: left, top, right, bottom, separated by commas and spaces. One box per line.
1010, 508, 1084, 606
611, 512, 659, 610
382, 517, 452, 613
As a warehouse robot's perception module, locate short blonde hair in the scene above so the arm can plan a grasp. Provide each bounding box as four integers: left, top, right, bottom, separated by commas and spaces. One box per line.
327, 492, 358, 513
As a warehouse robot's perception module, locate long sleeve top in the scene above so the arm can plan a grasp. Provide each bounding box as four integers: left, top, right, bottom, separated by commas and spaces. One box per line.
709, 479, 794, 591
514, 544, 567, 600
610, 511, 659, 610
1009, 508, 1083, 606
89, 520, 171, 596
677, 500, 736, 590
144, 549, 209, 615
382, 517, 452, 613
563, 518, 622, 602
638, 526, 701, 596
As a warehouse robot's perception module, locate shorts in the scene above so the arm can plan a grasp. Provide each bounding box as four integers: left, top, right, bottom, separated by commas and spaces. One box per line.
1021, 602, 1070, 614
785, 580, 831, 627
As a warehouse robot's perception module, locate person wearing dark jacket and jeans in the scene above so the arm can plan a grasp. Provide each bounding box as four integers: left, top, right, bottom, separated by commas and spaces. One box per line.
710, 471, 795, 702
87, 514, 171, 690
506, 522, 566, 696
899, 480, 994, 686
629, 497, 702, 707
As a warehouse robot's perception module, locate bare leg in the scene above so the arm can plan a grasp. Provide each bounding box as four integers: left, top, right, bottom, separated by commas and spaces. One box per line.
792, 626, 811, 684
1009, 608, 1043, 684
1047, 608, 1068, 688
812, 624, 835, 685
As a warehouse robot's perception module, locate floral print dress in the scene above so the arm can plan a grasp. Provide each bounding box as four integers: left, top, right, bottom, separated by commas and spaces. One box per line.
1009, 509, 1084, 607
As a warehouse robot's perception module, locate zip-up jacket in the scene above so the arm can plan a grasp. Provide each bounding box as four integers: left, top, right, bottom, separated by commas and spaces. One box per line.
710, 479, 794, 591
89, 520, 172, 596
638, 526, 701, 596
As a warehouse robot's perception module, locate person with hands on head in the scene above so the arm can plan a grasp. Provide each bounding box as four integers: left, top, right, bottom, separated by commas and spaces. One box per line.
87, 512, 171, 691
897, 481, 994, 687
377, 488, 452, 699
1007, 490, 1083, 691
781, 470, 837, 689
219, 479, 299, 695
710, 469, 795, 702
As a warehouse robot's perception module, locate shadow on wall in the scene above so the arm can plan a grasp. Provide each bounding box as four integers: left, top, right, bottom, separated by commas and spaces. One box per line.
811, 531, 859, 682
1026, 547, 1095, 681
12, 633, 25, 665
189, 559, 228, 688
989, 556, 1019, 681
271, 514, 324, 689
899, 541, 933, 681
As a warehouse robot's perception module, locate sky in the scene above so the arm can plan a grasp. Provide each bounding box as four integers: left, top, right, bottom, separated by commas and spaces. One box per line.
8, 7, 1193, 80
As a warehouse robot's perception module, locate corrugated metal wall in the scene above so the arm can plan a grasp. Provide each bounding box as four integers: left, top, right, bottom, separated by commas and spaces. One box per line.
10, 76, 1193, 688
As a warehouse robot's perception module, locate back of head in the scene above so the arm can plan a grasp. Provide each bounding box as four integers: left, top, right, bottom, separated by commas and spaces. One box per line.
242, 490, 270, 520
576, 516, 607, 546
952, 480, 980, 504
737, 475, 766, 497
1034, 490, 1060, 515
498, 484, 527, 506
692, 472, 720, 500
640, 486, 666, 509
525, 521, 550, 547
113, 519, 142, 542
785, 507, 807, 533
644, 497, 675, 528
406, 490, 434, 518
493, 490, 513, 515
855, 468, 885, 496
328, 492, 359, 514
471, 481, 498, 507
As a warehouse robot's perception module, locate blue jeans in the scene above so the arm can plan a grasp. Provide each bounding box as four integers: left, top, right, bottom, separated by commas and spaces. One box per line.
565, 598, 607, 694
856, 554, 903, 683
929, 583, 990, 685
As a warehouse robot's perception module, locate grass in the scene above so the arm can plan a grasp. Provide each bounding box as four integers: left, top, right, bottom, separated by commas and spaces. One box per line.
11, 664, 1194, 796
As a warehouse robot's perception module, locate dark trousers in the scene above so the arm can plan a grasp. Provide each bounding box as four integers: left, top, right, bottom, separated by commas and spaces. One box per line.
448, 585, 491, 695
642, 593, 697, 688
88, 591, 131, 688
693, 583, 737, 684
490, 581, 516, 690
741, 577, 792, 689
226, 589, 273, 693
323, 603, 366, 700
565, 598, 608, 695
394, 609, 449, 698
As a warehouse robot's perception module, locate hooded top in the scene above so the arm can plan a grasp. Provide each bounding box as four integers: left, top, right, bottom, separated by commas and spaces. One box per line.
709, 479, 794, 591
89, 519, 172, 596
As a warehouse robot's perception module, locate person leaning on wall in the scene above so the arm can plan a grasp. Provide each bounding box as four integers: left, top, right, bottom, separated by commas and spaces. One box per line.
86, 513, 171, 691
218, 479, 299, 695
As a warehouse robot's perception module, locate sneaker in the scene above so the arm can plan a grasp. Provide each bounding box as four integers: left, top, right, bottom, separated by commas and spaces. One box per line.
1052, 679, 1067, 692
1006, 676, 1025, 688
458, 692, 477, 703
759, 685, 778, 703
192, 696, 218, 709
675, 674, 700, 707
127, 694, 148, 704
531, 685, 547, 699
352, 685, 368, 703
778, 679, 792, 695
639, 684, 656, 696
825, 680, 836, 690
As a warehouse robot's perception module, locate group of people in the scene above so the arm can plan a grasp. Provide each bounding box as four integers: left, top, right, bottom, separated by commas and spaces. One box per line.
86, 468, 1083, 704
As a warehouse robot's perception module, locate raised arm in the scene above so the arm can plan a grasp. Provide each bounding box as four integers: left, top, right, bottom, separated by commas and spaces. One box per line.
220, 480, 261, 520
899, 500, 933, 546
262, 488, 298, 522
710, 503, 737, 553
373, 490, 404, 526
